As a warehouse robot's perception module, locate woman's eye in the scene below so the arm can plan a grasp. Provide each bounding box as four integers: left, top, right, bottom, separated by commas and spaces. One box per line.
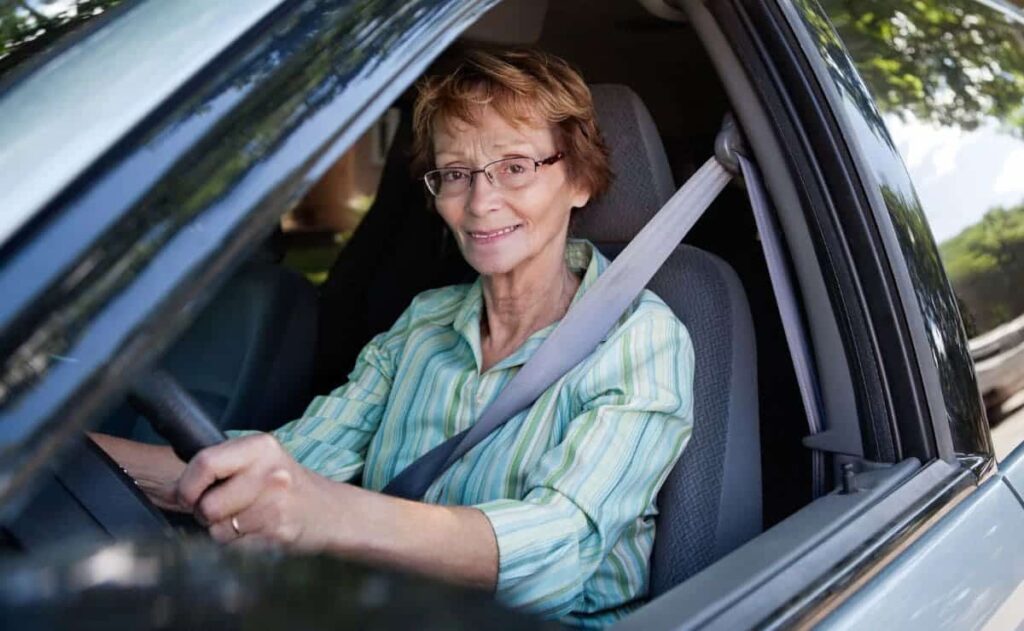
501, 162, 527, 175
442, 170, 466, 182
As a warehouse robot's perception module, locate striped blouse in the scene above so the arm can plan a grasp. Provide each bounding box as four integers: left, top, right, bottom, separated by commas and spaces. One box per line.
258, 239, 694, 627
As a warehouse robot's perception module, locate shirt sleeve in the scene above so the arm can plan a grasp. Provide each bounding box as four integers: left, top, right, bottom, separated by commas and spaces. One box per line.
226, 313, 406, 483
474, 309, 695, 619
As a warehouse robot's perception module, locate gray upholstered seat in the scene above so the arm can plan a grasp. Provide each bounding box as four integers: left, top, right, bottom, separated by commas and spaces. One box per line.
576, 85, 762, 595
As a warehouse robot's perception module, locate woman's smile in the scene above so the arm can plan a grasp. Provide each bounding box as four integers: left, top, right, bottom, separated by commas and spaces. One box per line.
465, 223, 523, 244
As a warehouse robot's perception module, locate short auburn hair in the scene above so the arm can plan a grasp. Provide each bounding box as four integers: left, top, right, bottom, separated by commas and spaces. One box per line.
411, 48, 612, 202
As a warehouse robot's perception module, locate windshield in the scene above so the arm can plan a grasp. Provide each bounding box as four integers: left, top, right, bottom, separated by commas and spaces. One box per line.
0, 0, 132, 85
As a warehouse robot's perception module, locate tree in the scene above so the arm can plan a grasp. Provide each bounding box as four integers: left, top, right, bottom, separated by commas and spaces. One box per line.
940, 202, 1024, 332
0, 0, 127, 81
811, 0, 1024, 134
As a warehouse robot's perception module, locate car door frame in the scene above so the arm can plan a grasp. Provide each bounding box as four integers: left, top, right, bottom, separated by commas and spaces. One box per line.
0, 0, 501, 518
619, 0, 1000, 626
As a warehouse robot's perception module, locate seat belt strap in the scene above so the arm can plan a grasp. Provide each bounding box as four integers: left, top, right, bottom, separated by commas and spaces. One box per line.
736, 152, 827, 496
383, 156, 732, 500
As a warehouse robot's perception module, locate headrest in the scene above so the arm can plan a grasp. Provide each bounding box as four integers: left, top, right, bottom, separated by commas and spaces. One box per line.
571, 84, 676, 243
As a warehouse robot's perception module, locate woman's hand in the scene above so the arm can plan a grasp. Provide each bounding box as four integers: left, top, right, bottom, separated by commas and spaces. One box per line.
89, 432, 187, 512
176, 433, 344, 549
178, 433, 498, 591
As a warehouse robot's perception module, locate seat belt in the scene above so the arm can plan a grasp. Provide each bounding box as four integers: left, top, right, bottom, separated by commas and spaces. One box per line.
715, 113, 826, 495
735, 151, 827, 497
384, 158, 730, 500
384, 117, 825, 500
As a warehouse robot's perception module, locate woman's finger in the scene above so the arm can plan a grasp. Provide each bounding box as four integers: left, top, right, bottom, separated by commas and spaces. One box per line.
208, 487, 302, 546
227, 533, 281, 551
177, 433, 282, 509
194, 461, 286, 526
208, 514, 244, 543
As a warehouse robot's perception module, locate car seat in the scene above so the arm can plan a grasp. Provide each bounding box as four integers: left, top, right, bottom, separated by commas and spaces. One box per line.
313, 101, 471, 392
575, 85, 762, 594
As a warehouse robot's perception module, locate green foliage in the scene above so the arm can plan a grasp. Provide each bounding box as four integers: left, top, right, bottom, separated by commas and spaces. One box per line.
941, 202, 1024, 332
0, 0, 127, 81
810, 0, 1024, 334
820, 0, 1024, 134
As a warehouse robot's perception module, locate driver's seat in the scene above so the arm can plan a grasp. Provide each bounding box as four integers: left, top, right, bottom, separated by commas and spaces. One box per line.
575, 85, 762, 594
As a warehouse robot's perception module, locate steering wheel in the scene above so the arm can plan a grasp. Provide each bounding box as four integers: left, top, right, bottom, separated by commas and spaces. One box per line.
3, 371, 228, 548
126, 370, 229, 464
0, 373, 548, 628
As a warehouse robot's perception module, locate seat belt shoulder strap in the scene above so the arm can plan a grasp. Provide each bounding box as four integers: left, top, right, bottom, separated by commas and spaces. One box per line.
383, 156, 732, 500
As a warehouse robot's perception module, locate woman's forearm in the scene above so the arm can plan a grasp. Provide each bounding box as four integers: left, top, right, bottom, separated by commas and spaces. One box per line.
322, 481, 498, 591
168, 433, 497, 589
89, 432, 187, 511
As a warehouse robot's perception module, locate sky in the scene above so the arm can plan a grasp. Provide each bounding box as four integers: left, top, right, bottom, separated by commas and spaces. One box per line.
885, 113, 1024, 244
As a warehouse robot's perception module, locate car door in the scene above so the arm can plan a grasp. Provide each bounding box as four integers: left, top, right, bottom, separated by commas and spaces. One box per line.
620, 0, 1022, 627
799, 0, 1024, 625
769, 0, 1024, 626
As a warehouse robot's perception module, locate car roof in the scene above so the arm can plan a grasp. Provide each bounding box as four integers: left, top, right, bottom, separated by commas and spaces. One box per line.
0, 0, 287, 249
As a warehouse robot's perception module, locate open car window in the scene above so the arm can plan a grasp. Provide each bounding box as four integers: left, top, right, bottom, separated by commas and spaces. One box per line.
819, 0, 1024, 461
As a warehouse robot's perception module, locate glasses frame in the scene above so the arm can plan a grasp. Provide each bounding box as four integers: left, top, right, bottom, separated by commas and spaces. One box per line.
423, 152, 565, 198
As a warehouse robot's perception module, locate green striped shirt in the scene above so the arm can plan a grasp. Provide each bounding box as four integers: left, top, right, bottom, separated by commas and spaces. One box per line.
261, 239, 694, 627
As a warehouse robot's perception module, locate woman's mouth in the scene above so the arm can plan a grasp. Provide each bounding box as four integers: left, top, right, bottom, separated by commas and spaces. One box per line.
466, 224, 522, 243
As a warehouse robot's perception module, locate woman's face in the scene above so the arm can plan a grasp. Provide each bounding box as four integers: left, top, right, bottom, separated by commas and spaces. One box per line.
432, 106, 590, 277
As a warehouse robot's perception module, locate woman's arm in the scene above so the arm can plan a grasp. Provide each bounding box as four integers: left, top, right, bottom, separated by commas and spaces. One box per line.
89, 432, 188, 511
87, 303, 403, 512
177, 432, 498, 590
331, 485, 498, 591
469, 311, 695, 619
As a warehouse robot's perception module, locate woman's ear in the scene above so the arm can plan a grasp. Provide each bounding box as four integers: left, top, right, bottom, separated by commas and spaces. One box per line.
573, 189, 598, 209
571, 186, 591, 210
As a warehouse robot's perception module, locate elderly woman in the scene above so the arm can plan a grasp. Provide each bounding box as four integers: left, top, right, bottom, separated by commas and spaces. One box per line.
95, 48, 695, 627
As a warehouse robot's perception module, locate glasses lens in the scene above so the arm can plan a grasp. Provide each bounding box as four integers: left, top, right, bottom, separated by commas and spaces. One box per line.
425, 169, 470, 198
490, 158, 535, 190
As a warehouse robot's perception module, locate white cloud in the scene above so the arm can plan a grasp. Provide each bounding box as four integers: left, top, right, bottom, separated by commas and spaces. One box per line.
884, 115, 1024, 242
993, 148, 1024, 196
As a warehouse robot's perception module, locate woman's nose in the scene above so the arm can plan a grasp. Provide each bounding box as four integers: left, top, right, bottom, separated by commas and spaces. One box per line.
465, 170, 501, 215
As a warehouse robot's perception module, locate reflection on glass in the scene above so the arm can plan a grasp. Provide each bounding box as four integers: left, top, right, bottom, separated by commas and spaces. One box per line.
0, 0, 130, 83
820, 0, 1024, 454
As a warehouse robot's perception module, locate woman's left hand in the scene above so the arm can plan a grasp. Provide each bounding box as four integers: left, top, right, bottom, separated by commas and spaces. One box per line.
176, 433, 342, 549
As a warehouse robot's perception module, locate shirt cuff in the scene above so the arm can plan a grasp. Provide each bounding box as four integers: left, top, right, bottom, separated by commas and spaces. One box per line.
224, 429, 363, 482
475, 493, 592, 618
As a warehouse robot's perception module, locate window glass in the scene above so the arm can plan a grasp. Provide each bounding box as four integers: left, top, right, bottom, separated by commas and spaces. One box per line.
821, 0, 1024, 458
280, 108, 401, 284
0, 0, 131, 83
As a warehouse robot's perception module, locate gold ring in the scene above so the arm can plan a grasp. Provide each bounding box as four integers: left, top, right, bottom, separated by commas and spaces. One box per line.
231, 516, 242, 536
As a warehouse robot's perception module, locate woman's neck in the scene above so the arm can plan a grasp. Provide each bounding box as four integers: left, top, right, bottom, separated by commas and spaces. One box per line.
478, 243, 580, 372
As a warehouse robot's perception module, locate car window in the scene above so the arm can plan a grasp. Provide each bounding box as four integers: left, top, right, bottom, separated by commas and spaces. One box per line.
280, 108, 402, 284
819, 0, 1024, 460
0, 0, 132, 84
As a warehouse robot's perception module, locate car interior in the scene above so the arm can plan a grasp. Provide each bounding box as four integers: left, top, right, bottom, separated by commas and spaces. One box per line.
4, 0, 885, 620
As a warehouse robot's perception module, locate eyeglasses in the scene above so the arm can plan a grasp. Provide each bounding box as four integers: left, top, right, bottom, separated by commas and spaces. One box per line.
423, 152, 564, 198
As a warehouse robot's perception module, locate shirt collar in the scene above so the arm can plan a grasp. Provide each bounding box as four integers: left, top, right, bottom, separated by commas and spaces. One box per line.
453, 239, 608, 373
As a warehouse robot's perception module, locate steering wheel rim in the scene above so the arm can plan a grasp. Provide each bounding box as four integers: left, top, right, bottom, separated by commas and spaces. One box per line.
127, 370, 229, 462
4, 370, 229, 549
